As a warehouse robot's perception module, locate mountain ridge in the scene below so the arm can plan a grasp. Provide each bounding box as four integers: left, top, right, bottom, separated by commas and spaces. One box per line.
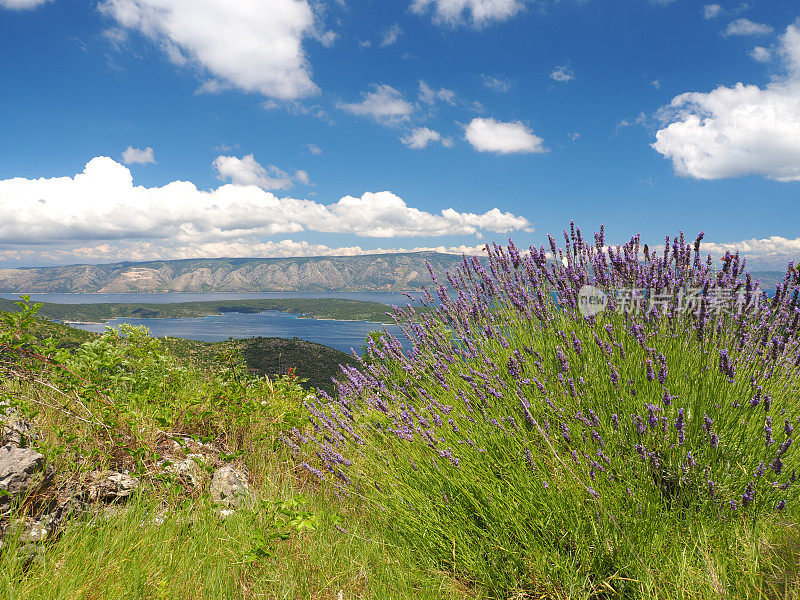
0, 252, 470, 293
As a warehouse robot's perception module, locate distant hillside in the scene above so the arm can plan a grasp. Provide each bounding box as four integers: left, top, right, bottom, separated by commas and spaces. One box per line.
0, 297, 395, 324
165, 336, 357, 397
0, 252, 470, 293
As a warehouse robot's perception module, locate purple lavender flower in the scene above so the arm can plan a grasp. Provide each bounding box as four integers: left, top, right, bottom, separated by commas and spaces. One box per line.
556, 346, 569, 373
740, 481, 755, 508
777, 500, 786, 511
765, 417, 775, 447
301, 462, 325, 481
611, 413, 619, 430
645, 404, 659, 429
675, 409, 685, 445
571, 332, 583, 355
662, 390, 672, 406
525, 448, 535, 471
560, 422, 572, 444
645, 359, 656, 382
718, 349, 735, 382
635, 444, 647, 460
609, 365, 619, 387
702, 414, 713, 433
685, 452, 696, 470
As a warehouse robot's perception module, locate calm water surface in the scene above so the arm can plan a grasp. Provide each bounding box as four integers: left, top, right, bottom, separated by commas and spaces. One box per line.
67, 311, 408, 355
0, 292, 414, 354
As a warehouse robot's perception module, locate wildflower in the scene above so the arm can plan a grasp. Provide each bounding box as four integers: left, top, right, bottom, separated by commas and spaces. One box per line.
525, 448, 535, 471
740, 481, 755, 508
718, 349, 735, 382
674, 409, 685, 445
301, 462, 325, 481
571, 332, 583, 355
556, 346, 569, 372
645, 359, 655, 381
609, 365, 619, 386
560, 422, 572, 444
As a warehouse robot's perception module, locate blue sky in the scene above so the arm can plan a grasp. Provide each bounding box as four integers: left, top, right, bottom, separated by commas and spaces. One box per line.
0, 0, 798, 268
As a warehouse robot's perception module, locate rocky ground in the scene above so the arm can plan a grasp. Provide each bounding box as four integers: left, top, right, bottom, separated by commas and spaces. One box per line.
0, 408, 251, 568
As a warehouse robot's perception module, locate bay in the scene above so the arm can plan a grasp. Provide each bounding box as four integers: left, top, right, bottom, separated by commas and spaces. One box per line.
66, 311, 408, 355
0, 292, 412, 354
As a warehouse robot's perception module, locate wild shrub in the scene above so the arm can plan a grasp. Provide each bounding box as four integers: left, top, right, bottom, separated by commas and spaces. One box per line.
299, 226, 800, 596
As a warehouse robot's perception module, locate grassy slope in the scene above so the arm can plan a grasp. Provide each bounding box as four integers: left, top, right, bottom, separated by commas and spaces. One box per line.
0, 319, 473, 600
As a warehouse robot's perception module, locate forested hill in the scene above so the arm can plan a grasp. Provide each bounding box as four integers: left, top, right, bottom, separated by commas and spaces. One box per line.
0, 252, 469, 293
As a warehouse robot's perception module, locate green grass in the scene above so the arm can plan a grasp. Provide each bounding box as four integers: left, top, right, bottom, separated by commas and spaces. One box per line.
299, 299, 800, 598
3, 284, 800, 598
0, 303, 473, 600
0, 485, 474, 600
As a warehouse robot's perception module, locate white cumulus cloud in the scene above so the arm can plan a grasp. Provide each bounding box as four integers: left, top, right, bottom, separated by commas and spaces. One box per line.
652, 23, 800, 182
750, 46, 772, 62
550, 65, 574, 82
702, 4, 722, 19
0, 239, 491, 265
121, 146, 155, 165
337, 84, 414, 125
410, 0, 525, 27
418, 80, 456, 105
724, 18, 774, 37
480, 74, 513, 92
0, 0, 50, 8
464, 118, 545, 154
0, 157, 532, 253
381, 23, 403, 47
696, 235, 800, 270
212, 154, 302, 190
98, 0, 319, 100
400, 127, 454, 149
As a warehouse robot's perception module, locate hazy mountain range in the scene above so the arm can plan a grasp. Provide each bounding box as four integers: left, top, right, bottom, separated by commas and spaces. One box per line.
0, 252, 786, 294
0, 252, 468, 293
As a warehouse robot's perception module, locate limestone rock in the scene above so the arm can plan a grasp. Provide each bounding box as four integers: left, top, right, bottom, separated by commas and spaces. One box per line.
0, 408, 38, 447
210, 465, 250, 507
165, 453, 205, 488
0, 444, 53, 511
86, 471, 138, 502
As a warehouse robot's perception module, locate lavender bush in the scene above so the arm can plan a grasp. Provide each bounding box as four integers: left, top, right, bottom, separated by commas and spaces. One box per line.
296, 225, 800, 596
